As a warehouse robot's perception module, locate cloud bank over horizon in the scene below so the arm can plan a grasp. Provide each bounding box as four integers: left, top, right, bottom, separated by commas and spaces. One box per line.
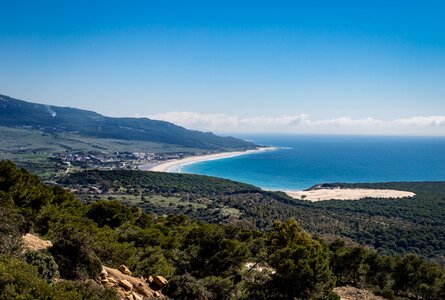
146, 112, 445, 136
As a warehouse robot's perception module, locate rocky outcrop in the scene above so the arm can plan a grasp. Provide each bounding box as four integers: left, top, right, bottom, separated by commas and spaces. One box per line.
22, 233, 53, 251
151, 276, 168, 291
21, 235, 167, 299
333, 286, 385, 300
118, 265, 132, 276
98, 265, 168, 300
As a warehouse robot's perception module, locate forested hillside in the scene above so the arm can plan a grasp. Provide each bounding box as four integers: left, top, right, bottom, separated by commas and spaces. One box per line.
1, 161, 445, 299
60, 170, 445, 259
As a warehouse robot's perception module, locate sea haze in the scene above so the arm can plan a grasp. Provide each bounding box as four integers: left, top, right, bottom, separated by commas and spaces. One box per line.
176, 135, 445, 190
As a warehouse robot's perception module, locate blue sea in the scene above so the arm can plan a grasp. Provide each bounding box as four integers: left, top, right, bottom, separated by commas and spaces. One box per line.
175, 135, 445, 190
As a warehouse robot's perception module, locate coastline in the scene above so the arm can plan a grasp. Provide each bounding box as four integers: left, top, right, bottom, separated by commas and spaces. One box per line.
141, 147, 416, 202
141, 147, 276, 173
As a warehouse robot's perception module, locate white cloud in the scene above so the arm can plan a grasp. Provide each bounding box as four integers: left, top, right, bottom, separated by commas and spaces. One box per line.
144, 112, 445, 135
392, 116, 445, 127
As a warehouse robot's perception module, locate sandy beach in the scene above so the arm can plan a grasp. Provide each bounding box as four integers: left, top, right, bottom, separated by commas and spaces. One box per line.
285, 188, 415, 202
143, 147, 275, 173
142, 148, 416, 202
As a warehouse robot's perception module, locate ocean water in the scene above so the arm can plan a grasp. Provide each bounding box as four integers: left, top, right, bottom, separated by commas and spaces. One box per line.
177, 135, 445, 190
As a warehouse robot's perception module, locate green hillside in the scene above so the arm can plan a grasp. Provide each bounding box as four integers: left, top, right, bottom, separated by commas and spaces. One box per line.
0, 94, 256, 151
2, 160, 445, 299
60, 170, 445, 259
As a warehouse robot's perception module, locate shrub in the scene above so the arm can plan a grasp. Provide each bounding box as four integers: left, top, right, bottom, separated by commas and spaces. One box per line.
134, 247, 176, 278
24, 250, 59, 282
164, 273, 212, 300
0, 208, 23, 256
52, 280, 118, 300
49, 217, 102, 279
0, 255, 53, 298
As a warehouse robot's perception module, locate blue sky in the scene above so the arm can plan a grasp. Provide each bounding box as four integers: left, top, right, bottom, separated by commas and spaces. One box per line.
1, 1, 445, 134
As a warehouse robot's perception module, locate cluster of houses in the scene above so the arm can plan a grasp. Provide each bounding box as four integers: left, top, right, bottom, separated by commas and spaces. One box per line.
53, 151, 195, 172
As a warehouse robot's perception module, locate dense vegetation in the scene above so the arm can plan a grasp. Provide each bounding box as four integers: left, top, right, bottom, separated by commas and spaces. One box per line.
0, 94, 256, 150
61, 170, 445, 259
1, 161, 444, 299
312, 182, 445, 260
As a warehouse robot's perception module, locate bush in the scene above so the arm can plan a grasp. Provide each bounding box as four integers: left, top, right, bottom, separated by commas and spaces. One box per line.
49, 217, 102, 279
200, 276, 234, 300
164, 273, 212, 300
52, 280, 118, 300
86, 200, 136, 228
0, 208, 24, 256
0, 255, 53, 299
24, 250, 59, 282
134, 247, 176, 278
0, 255, 118, 299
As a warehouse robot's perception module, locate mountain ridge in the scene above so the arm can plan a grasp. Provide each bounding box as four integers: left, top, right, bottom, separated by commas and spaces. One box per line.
0, 94, 256, 150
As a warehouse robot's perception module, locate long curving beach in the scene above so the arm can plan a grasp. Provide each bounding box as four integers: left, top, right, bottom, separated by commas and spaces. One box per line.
144, 147, 276, 173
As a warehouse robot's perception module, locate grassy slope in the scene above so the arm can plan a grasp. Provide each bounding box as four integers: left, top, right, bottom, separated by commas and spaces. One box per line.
0, 126, 209, 154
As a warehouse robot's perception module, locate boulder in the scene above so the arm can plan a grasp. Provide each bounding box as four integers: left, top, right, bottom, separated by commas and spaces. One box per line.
100, 268, 108, 278
102, 266, 161, 299
118, 279, 133, 291
132, 293, 143, 300
109, 277, 118, 284
152, 276, 168, 290
118, 265, 132, 275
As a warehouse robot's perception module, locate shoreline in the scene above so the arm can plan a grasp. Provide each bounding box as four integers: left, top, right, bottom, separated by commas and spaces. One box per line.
140, 147, 276, 173
140, 148, 416, 202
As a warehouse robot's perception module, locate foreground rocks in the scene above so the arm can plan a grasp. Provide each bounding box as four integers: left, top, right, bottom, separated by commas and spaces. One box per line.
333, 286, 385, 300
98, 265, 168, 300
21, 235, 167, 299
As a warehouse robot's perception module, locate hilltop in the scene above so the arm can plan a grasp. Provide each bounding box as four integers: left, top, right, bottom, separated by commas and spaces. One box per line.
0, 94, 256, 151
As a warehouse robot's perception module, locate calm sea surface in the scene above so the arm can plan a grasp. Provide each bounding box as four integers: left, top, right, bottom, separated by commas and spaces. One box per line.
175, 135, 445, 190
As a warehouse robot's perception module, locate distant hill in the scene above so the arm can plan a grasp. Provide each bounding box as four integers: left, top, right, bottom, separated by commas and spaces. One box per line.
0, 94, 256, 150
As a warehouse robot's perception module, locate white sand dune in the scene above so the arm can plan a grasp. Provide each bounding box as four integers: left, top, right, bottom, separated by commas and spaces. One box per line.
285, 188, 415, 202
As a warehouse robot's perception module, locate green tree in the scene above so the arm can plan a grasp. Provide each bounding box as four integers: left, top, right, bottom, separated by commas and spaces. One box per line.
179, 223, 249, 278
266, 220, 335, 299
0, 208, 23, 256
49, 216, 102, 279
393, 254, 442, 299
134, 247, 176, 278
0, 160, 54, 219
164, 273, 212, 300
86, 200, 136, 228
364, 251, 394, 290
331, 245, 368, 286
